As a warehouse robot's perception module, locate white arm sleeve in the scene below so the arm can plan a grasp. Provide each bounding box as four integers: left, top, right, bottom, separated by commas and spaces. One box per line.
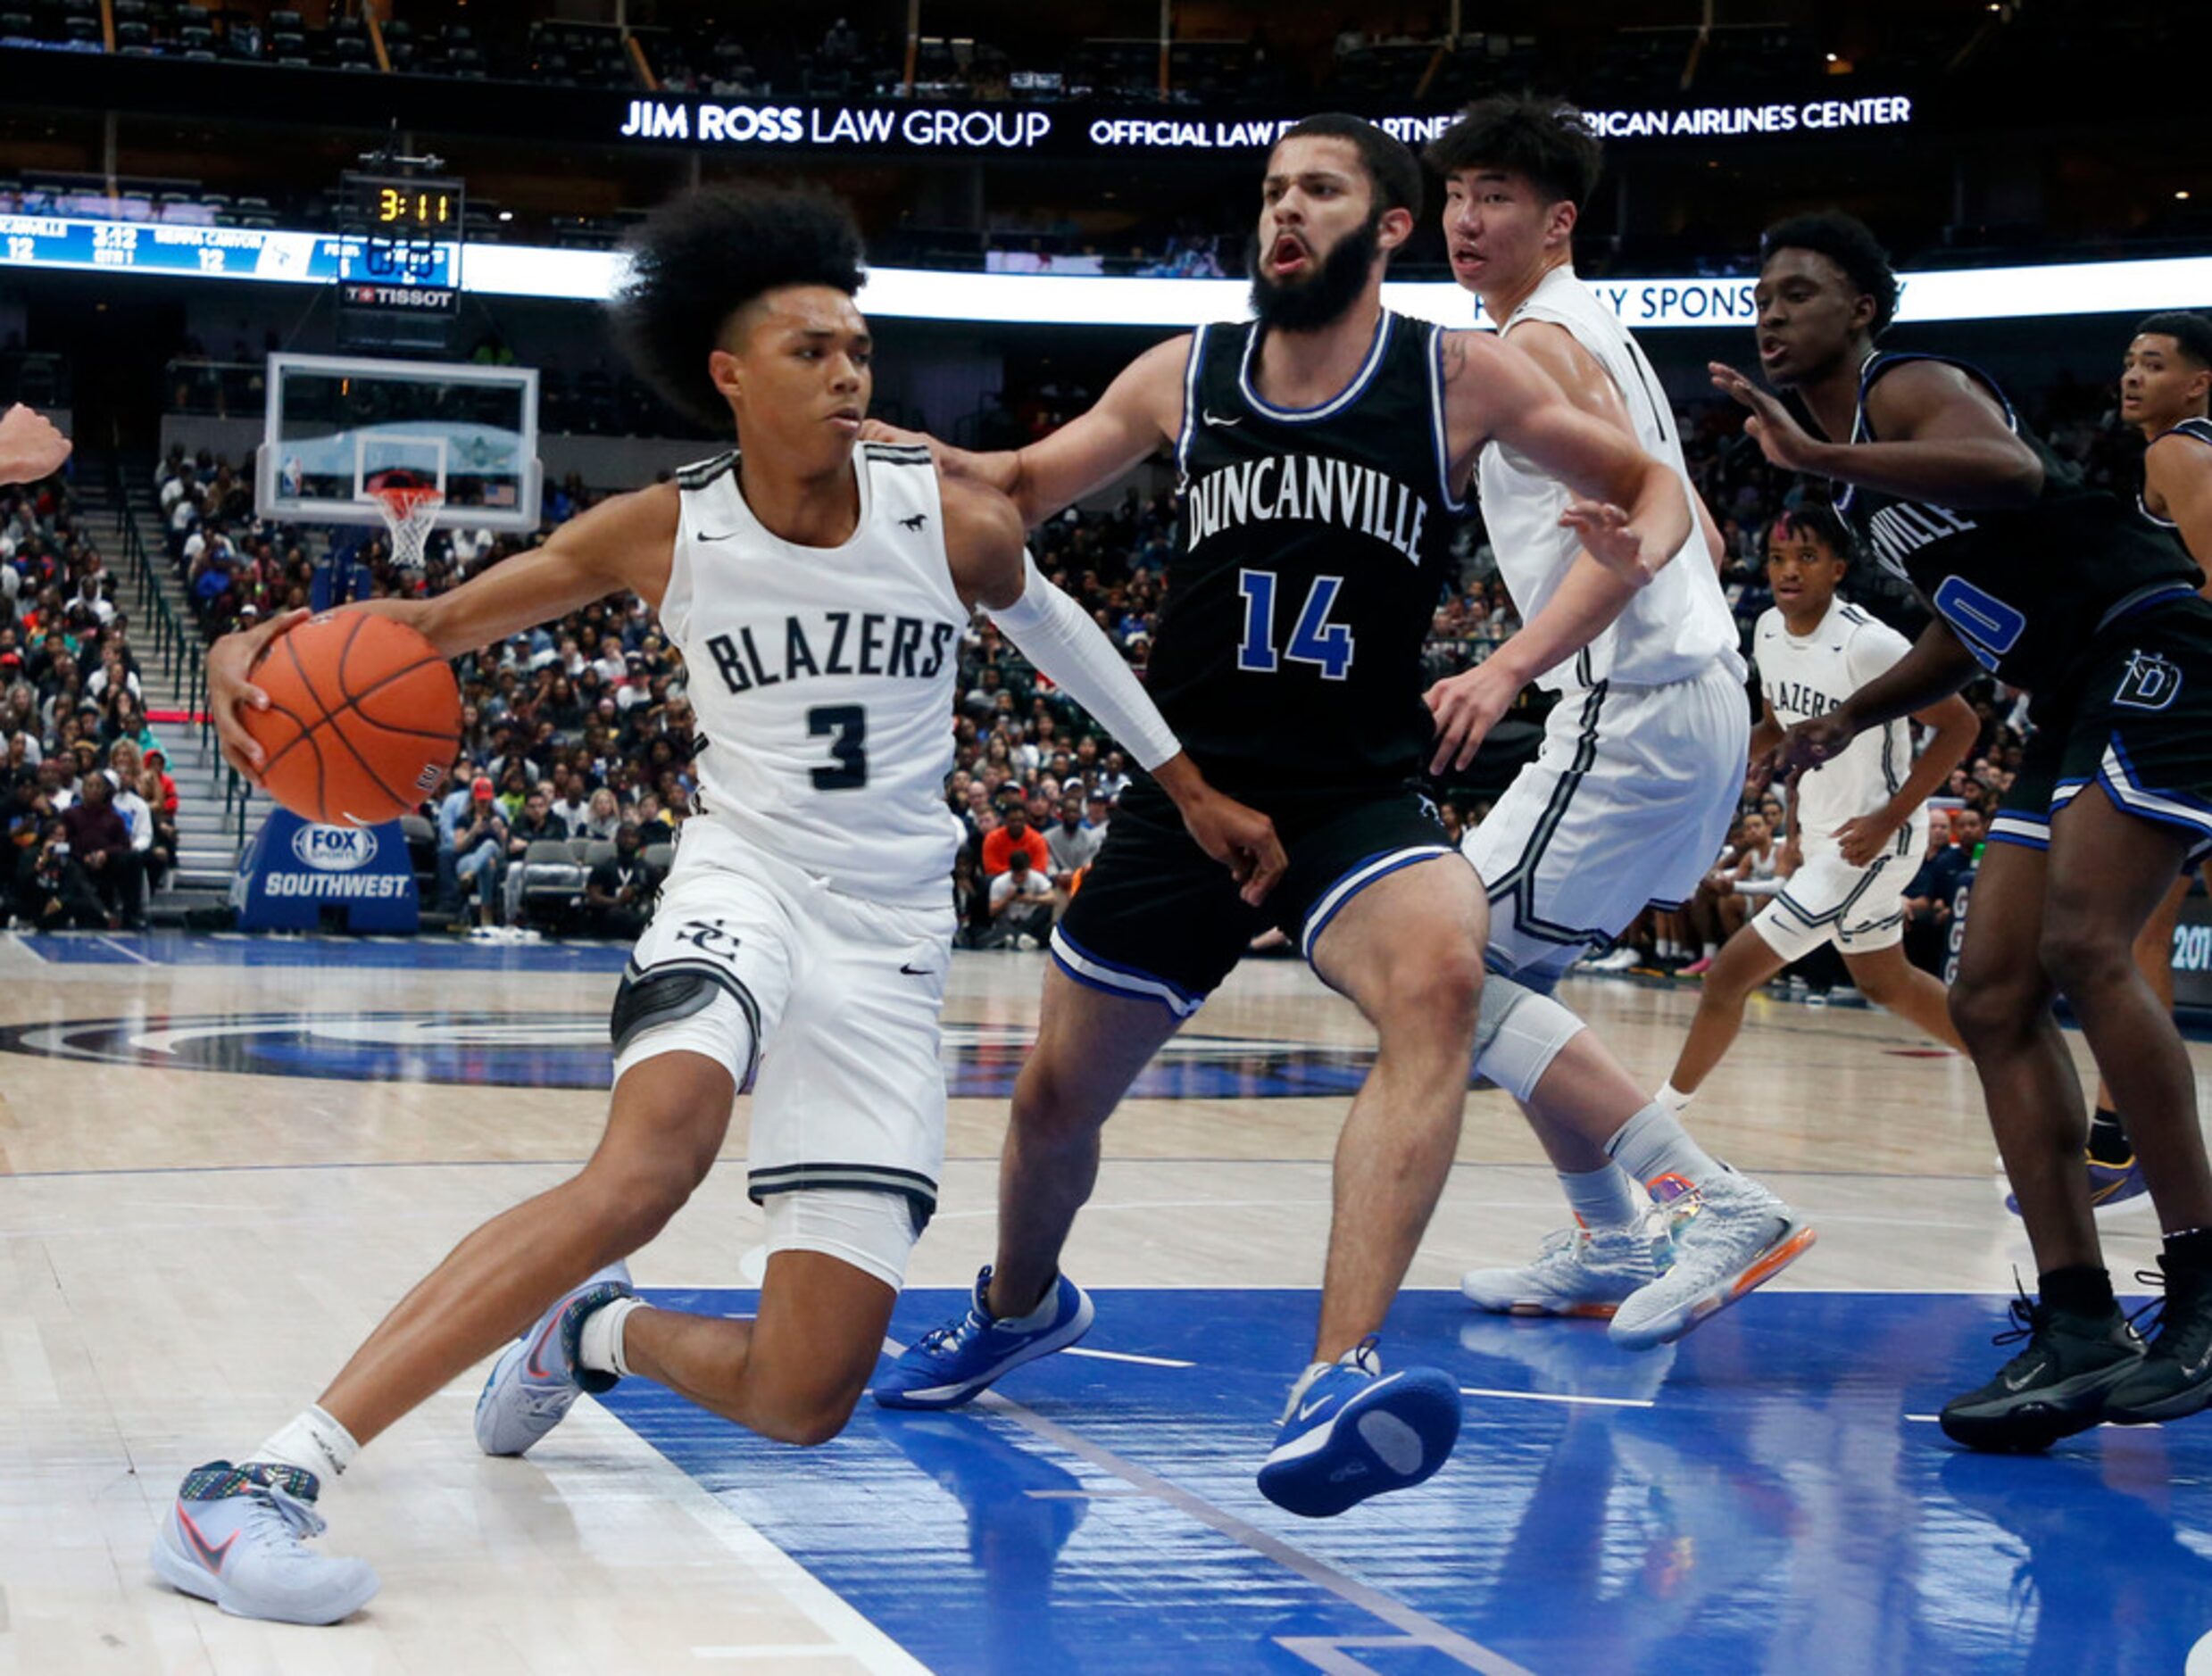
986, 553, 1182, 770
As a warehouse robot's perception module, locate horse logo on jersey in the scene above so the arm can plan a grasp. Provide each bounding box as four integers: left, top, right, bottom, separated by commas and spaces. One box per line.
2115, 649, 2183, 712
899, 512, 927, 532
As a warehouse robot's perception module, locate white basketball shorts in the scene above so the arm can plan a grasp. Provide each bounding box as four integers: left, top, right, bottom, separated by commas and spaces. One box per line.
1463, 661, 1749, 987
611, 821, 954, 1288
1750, 839, 1921, 963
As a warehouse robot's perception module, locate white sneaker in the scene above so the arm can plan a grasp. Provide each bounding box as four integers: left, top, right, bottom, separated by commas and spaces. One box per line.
1460, 1221, 1660, 1319
151, 1461, 378, 1625
1608, 1170, 1816, 1350
475, 1262, 634, 1456
1577, 946, 1641, 974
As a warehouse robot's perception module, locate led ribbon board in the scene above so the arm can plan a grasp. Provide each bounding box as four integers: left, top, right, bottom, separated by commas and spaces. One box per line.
4, 213, 2206, 328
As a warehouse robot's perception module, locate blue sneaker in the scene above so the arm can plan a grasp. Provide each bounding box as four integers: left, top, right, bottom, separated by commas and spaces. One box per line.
1257, 1338, 1462, 1518
872, 1265, 1094, 1410
150, 1460, 378, 1625
2005, 1154, 2150, 1217
474, 1261, 633, 1456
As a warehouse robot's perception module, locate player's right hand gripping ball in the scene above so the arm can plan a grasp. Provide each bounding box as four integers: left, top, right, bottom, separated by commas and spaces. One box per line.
243, 612, 461, 826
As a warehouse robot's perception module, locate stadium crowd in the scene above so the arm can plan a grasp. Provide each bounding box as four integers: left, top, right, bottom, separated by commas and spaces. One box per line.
0, 468, 178, 929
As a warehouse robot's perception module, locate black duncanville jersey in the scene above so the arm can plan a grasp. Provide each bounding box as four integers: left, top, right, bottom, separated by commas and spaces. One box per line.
1834, 353, 2201, 691
2141, 416, 2212, 543
1148, 310, 1461, 799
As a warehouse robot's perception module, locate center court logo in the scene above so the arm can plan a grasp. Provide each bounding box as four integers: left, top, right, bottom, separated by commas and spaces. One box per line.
290, 825, 379, 872
0, 1011, 1393, 1096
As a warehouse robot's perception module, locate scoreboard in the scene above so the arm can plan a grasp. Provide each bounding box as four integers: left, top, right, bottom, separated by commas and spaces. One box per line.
335, 170, 464, 351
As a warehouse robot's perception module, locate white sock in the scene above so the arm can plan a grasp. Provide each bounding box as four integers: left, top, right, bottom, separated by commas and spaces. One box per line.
1557, 1163, 1642, 1231
251, 1404, 359, 1481
1701, 942, 1719, 959
1605, 1102, 1724, 1191
991, 1277, 1063, 1332
578, 1296, 649, 1379
1659, 938, 1682, 959
1655, 1081, 1695, 1116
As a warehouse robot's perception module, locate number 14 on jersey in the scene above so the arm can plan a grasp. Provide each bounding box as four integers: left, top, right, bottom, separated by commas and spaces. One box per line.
1236, 568, 1356, 680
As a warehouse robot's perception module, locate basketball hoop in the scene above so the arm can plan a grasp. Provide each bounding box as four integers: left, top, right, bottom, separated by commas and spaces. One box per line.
370, 484, 444, 572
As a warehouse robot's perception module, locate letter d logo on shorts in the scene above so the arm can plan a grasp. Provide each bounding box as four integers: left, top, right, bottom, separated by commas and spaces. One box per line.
2116, 649, 2183, 712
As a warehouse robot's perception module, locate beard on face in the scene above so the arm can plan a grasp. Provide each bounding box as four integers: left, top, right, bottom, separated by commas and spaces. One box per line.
1247, 207, 1381, 334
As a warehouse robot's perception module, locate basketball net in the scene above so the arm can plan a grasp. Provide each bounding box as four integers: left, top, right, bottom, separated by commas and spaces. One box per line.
370, 485, 444, 572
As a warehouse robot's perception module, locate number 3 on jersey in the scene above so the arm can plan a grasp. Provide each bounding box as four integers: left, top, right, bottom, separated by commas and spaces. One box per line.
807, 704, 868, 789
1236, 569, 1356, 680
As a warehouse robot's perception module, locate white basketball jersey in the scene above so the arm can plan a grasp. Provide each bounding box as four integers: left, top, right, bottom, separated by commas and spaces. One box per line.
658, 442, 969, 908
1476, 267, 1743, 692
1754, 597, 1927, 856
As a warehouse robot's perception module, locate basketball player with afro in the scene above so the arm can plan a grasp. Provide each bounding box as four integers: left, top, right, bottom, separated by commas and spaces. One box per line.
1718, 212, 2212, 1450
152, 184, 1284, 1625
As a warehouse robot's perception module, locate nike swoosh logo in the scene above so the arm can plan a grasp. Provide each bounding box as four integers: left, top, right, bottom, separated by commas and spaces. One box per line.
524, 1311, 566, 1380
899, 963, 934, 976
1296, 1396, 1332, 1423
698, 530, 739, 542
178, 1507, 237, 1574
2003, 1359, 2050, 1391
2185, 1348, 2212, 1381
1202, 411, 1243, 428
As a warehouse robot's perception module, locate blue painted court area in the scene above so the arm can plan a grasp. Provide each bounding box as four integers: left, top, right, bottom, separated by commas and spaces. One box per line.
601, 1287, 2212, 1675
10, 929, 636, 970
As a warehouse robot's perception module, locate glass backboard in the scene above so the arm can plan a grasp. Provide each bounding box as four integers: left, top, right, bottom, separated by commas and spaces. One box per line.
256, 353, 542, 533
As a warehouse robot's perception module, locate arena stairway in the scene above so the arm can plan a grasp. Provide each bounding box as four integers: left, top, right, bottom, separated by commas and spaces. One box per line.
72, 456, 272, 922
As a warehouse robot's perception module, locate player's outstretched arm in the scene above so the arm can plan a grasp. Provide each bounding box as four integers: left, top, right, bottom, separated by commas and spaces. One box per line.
1424, 321, 1691, 769
1773, 618, 1979, 783
1709, 359, 2042, 510
871, 337, 1189, 528
941, 476, 1285, 902
206, 485, 678, 778
1443, 329, 1692, 587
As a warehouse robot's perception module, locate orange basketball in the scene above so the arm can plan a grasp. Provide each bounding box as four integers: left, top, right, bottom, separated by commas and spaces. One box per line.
242, 612, 461, 826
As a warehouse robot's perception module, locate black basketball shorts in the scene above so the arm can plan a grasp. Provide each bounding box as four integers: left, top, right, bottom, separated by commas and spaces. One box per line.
1990, 592, 2212, 864
1050, 778, 1458, 1017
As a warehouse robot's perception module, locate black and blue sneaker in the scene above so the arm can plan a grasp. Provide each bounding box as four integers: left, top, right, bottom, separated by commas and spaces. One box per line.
873, 1265, 1094, 1410
1257, 1337, 1461, 1518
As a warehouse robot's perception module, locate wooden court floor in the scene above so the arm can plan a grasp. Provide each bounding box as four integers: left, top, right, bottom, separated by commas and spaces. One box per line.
0, 931, 2191, 1674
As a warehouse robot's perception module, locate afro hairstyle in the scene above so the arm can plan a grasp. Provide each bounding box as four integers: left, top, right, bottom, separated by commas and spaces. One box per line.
611, 183, 867, 433
1759, 211, 1899, 337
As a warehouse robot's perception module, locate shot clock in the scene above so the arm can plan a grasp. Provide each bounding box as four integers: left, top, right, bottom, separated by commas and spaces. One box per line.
337, 168, 464, 351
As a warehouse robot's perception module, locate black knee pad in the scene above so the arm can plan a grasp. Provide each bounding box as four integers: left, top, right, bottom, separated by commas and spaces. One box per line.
610, 964, 727, 1058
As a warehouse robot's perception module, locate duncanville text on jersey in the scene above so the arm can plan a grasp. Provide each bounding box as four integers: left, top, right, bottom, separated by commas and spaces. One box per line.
1183, 454, 1430, 565
703, 610, 960, 694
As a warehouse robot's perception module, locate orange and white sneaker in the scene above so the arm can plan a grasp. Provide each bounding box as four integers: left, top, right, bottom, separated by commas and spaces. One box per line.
1460, 1218, 1661, 1320
1608, 1168, 1815, 1350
